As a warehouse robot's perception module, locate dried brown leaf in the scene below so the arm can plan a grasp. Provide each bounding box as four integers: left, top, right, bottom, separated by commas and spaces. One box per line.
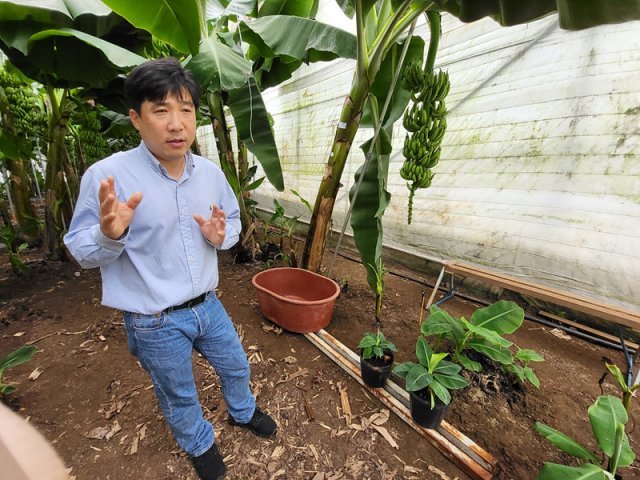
85, 426, 110, 440
105, 420, 121, 441
271, 445, 285, 460
372, 425, 399, 449
338, 385, 352, 425
549, 328, 572, 341
28, 367, 43, 381
428, 465, 454, 480
371, 409, 390, 426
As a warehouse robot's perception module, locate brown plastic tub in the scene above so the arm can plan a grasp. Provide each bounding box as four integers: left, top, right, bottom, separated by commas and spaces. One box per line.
251, 267, 340, 333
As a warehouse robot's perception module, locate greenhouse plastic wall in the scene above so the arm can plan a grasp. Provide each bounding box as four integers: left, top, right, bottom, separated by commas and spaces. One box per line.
197, 10, 640, 313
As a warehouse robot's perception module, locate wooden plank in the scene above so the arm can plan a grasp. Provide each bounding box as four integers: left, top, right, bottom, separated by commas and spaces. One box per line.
538, 310, 639, 350
304, 331, 495, 480
446, 261, 640, 332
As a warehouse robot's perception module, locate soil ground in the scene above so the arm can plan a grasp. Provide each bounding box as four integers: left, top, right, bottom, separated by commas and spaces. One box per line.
2, 246, 639, 480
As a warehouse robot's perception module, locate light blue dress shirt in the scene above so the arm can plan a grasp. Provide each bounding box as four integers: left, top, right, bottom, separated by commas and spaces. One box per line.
64, 142, 241, 314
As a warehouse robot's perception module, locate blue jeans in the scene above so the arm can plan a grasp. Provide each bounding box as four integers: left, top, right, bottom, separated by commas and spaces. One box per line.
123, 293, 256, 457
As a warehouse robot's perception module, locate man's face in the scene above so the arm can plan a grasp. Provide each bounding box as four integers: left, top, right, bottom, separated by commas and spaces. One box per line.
129, 89, 196, 166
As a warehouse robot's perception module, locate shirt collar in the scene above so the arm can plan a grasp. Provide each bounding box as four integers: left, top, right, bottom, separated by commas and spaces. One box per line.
137, 141, 195, 179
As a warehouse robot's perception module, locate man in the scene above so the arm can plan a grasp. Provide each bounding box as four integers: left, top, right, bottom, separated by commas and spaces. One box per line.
64, 58, 275, 480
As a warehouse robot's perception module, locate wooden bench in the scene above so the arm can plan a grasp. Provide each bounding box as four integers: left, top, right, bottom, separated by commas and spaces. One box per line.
426, 260, 640, 334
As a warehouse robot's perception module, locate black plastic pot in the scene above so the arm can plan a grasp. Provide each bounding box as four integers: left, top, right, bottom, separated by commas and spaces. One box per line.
409, 389, 448, 429
360, 349, 394, 388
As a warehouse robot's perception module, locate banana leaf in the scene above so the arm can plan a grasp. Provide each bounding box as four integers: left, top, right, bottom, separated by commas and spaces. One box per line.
239, 16, 357, 62
335, 0, 380, 19
468, 338, 513, 365
537, 463, 607, 480
0, 27, 145, 87
206, 0, 257, 20
588, 396, 634, 467
534, 422, 600, 463
101, 0, 202, 54
0, 131, 32, 160
422, 307, 466, 345
227, 76, 284, 191
0, 345, 37, 371
257, 0, 318, 17
0, 0, 121, 37
431, 0, 640, 30
461, 318, 513, 347
470, 300, 524, 335
188, 32, 252, 91
349, 126, 392, 293
361, 34, 425, 129
246, 0, 320, 88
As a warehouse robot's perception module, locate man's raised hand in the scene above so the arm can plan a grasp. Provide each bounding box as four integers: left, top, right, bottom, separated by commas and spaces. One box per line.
194, 204, 226, 246
99, 176, 143, 240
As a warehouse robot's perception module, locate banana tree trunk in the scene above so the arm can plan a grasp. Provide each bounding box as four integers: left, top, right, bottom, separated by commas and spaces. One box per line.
6, 157, 39, 241
191, 136, 202, 156
0, 106, 39, 241
237, 139, 249, 201
207, 91, 254, 251
302, 74, 370, 272
44, 88, 74, 260
69, 126, 88, 177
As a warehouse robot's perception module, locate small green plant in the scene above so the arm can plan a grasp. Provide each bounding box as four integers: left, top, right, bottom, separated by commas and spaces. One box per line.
0, 224, 28, 274
358, 329, 397, 360
604, 362, 640, 413
0, 345, 37, 396
239, 165, 265, 212
503, 348, 544, 388
421, 300, 543, 388
270, 199, 300, 244
393, 336, 469, 408
291, 189, 312, 213
535, 395, 635, 479
368, 258, 388, 326
266, 197, 307, 266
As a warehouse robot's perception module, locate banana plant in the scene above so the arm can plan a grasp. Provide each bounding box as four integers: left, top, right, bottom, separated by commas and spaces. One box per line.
0, 66, 41, 242
605, 362, 640, 414
348, 6, 426, 321
301, 0, 640, 272
535, 395, 635, 479
0, 0, 148, 259
102, 0, 357, 257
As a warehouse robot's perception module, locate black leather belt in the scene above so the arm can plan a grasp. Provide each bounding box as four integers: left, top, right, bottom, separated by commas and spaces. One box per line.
165, 292, 208, 313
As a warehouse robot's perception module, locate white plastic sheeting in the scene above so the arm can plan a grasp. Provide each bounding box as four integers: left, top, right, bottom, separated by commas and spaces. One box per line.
197, 11, 640, 312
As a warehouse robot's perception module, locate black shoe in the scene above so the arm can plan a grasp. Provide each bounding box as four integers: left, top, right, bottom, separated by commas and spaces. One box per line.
228, 407, 277, 437
190, 443, 226, 480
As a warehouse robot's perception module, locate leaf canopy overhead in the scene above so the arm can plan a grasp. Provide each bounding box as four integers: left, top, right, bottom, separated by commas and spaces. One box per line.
334, 0, 640, 30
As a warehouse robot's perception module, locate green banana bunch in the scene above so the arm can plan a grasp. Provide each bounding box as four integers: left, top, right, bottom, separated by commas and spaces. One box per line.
400, 158, 433, 189
72, 107, 111, 166
0, 68, 46, 148
398, 66, 451, 224
402, 104, 429, 132
400, 61, 424, 93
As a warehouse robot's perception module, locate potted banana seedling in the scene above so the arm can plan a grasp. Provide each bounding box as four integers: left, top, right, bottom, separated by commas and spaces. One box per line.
393, 336, 469, 429
422, 300, 543, 388
358, 329, 397, 388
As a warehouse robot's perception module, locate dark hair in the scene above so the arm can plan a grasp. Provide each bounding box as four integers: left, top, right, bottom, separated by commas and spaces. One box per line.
125, 57, 201, 114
